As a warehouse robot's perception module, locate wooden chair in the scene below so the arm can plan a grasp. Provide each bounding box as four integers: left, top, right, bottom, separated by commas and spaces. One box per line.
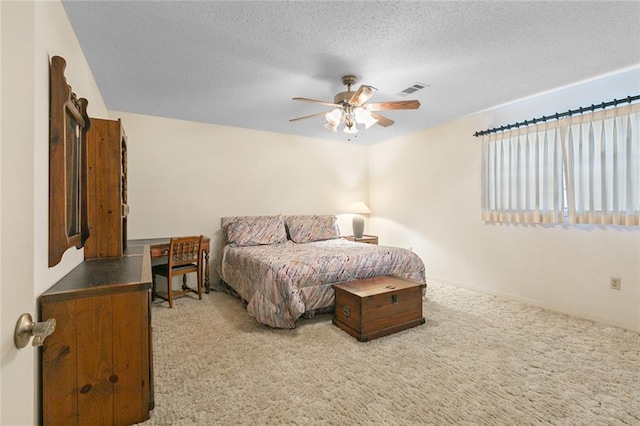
152, 235, 204, 308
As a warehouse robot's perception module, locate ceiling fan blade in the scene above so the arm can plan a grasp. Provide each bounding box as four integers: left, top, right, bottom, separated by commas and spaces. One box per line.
367, 100, 421, 111
371, 113, 395, 127
348, 85, 377, 106
289, 111, 331, 122
292, 97, 340, 108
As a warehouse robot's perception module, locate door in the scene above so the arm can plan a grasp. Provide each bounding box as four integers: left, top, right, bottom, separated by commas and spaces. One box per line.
1, 2, 38, 424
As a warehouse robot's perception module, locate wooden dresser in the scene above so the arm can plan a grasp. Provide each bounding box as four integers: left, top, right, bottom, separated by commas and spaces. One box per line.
39, 246, 153, 425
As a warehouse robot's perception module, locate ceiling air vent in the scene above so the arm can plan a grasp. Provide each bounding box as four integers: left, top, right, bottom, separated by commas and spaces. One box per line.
398, 82, 428, 97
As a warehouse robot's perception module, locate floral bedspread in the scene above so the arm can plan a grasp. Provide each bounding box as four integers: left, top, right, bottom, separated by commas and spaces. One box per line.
220, 239, 426, 328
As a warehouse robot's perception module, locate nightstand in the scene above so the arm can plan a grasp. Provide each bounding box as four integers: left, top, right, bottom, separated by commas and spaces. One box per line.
343, 235, 378, 245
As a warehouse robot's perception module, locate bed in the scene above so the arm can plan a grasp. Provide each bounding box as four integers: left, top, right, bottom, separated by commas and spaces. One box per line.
218, 214, 426, 328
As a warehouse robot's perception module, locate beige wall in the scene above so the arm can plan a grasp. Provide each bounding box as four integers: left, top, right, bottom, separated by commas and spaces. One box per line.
369, 68, 640, 331
107, 111, 369, 281
33, 2, 109, 293
1, 1, 107, 424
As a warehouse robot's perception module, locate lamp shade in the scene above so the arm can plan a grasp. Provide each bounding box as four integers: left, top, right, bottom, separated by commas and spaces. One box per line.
350, 201, 371, 214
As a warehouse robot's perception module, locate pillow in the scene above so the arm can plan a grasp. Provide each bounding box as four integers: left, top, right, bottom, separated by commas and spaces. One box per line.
227, 215, 287, 246
285, 215, 340, 243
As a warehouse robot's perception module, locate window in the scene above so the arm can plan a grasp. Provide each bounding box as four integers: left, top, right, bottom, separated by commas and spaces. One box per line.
481, 103, 640, 226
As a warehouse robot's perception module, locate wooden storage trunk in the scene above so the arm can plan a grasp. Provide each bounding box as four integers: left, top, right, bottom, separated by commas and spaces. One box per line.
332, 275, 426, 342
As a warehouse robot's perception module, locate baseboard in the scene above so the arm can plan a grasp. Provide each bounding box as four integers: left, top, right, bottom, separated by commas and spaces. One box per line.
426, 274, 640, 333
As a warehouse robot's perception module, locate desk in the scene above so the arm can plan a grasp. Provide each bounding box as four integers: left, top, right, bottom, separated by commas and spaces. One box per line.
127, 237, 211, 293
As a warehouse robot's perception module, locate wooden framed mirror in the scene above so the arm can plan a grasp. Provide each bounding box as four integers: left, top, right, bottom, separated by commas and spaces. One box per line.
49, 55, 90, 267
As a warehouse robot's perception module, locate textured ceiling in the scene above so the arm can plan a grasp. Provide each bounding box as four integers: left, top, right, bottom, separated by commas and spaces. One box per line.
62, 1, 640, 145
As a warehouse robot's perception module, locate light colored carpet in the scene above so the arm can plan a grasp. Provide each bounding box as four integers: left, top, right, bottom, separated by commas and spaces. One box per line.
138, 281, 639, 425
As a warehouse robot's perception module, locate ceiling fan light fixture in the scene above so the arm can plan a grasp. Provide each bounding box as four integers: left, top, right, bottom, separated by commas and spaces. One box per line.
362, 115, 378, 130
324, 121, 339, 133
344, 123, 358, 134
355, 107, 378, 130
325, 108, 342, 125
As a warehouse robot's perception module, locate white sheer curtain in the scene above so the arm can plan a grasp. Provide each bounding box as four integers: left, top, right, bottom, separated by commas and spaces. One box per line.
481, 102, 640, 225
481, 124, 564, 224
565, 103, 640, 225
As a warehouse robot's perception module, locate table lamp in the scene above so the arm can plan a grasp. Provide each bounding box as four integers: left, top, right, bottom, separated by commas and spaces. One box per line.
350, 201, 371, 238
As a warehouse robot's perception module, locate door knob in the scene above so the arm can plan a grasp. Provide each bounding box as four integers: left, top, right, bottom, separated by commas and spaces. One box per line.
14, 313, 56, 349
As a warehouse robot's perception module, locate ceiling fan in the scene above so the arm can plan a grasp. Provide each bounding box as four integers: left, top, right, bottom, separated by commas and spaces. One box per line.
290, 75, 421, 134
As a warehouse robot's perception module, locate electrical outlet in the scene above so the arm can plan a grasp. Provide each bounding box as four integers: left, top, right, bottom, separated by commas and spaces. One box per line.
610, 277, 621, 290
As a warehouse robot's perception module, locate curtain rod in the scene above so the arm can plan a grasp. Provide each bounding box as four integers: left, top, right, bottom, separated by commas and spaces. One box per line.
473, 94, 640, 137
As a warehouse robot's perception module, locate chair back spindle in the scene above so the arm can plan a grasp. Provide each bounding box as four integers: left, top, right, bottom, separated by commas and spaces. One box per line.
152, 235, 204, 308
